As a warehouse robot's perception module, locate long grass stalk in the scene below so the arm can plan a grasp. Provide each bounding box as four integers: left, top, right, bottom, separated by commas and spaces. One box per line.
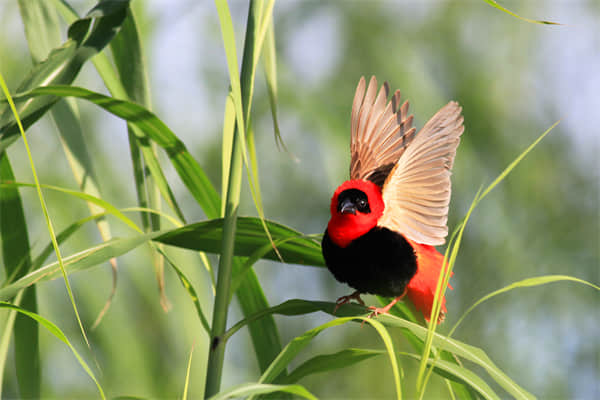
0, 73, 90, 349
205, 0, 260, 396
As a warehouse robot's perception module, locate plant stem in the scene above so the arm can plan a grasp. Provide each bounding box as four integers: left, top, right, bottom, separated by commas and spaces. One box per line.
205, 132, 243, 396
205, 1, 259, 396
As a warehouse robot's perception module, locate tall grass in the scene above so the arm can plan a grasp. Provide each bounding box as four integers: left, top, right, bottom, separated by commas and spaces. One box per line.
0, 1, 596, 399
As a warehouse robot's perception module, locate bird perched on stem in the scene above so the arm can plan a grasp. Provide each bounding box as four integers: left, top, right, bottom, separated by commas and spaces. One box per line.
322, 76, 464, 323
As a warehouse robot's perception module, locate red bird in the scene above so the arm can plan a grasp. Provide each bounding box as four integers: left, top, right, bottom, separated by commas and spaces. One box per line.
322, 76, 464, 323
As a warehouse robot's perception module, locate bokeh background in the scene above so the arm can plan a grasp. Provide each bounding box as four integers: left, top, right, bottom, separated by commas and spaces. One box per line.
1, 0, 598, 398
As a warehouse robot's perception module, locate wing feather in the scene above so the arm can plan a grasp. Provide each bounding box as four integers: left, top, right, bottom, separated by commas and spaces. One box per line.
378, 101, 464, 245
350, 76, 416, 184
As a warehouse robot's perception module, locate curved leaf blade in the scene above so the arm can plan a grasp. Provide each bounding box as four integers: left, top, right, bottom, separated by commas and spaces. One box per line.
156, 217, 323, 266
9, 85, 220, 218
0, 232, 160, 301
482, 0, 561, 25
0, 152, 38, 398
0, 301, 105, 399
0, 0, 130, 150
223, 299, 535, 400
208, 383, 316, 400
277, 348, 382, 384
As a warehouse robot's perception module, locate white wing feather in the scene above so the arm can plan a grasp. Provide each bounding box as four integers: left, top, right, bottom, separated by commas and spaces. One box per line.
377, 101, 464, 245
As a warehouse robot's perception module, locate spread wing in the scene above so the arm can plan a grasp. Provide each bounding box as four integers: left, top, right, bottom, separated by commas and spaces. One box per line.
350, 76, 416, 186
377, 101, 464, 245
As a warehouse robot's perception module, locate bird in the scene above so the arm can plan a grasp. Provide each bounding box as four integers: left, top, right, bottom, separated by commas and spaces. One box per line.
321, 76, 464, 323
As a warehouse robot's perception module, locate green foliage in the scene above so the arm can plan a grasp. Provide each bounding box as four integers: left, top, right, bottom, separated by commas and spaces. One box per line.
0, 1, 597, 399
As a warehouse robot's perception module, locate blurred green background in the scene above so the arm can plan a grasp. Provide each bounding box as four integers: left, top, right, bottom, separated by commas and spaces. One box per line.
0, 0, 598, 398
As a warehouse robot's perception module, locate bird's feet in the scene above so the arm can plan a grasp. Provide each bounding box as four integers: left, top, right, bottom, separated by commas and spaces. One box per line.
333, 290, 365, 313
366, 292, 406, 319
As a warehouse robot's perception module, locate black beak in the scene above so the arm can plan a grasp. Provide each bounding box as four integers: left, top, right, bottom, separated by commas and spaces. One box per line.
339, 198, 357, 215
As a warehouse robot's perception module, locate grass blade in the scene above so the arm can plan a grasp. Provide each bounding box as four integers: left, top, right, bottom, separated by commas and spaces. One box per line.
0, 181, 141, 233
417, 121, 560, 397
0, 301, 105, 399
231, 263, 284, 374
359, 318, 403, 400
400, 352, 500, 400
482, 0, 561, 25
0, 0, 130, 151
256, 315, 401, 399
110, 4, 172, 312
9, 85, 221, 218
0, 72, 91, 349
261, 5, 292, 155
0, 152, 38, 398
156, 217, 323, 266
206, 1, 259, 394
208, 383, 316, 400
258, 318, 352, 384
450, 275, 600, 338
0, 231, 160, 301
479, 120, 559, 200
209, 2, 292, 388
156, 248, 211, 334
182, 344, 194, 400
222, 298, 532, 399
18, 0, 122, 330
220, 93, 236, 213
277, 348, 382, 384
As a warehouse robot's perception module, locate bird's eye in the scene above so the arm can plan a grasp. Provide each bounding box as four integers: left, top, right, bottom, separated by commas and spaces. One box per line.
358, 199, 367, 209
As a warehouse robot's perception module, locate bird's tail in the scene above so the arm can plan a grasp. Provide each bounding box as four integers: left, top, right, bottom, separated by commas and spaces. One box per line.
405, 239, 453, 323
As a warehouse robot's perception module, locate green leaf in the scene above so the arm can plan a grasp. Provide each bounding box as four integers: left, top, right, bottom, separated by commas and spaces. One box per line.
220, 93, 236, 211
262, 15, 290, 154
7, 85, 220, 219
378, 314, 535, 400
109, 2, 173, 314
231, 263, 284, 375
259, 318, 352, 385
482, 0, 561, 25
0, 215, 323, 303
3, 86, 282, 373
255, 315, 402, 400
0, 181, 141, 233
17, 0, 62, 62
18, 0, 121, 330
156, 217, 323, 266
0, 152, 38, 398
278, 348, 382, 384
0, 301, 105, 399
208, 383, 317, 400
361, 317, 403, 400
417, 121, 560, 397
155, 247, 210, 335
0, 0, 130, 151
1, 62, 94, 362
0, 231, 160, 301
182, 345, 194, 400
207, 1, 279, 395
111, 6, 184, 223
282, 347, 498, 400
113, 8, 155, 228
400, 352, 500, 400
224, 299, 534, 400
110, 7, 151, 106
451, 275, 600, 337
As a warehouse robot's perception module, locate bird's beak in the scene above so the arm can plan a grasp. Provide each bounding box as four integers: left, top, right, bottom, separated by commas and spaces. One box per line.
339, 199, 357, 215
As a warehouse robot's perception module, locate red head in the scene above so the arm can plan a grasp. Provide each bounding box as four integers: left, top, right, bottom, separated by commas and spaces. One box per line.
327, 179, 385, 248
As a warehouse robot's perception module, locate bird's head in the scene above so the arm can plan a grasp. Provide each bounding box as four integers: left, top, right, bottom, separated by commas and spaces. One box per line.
327, 179, 385, 247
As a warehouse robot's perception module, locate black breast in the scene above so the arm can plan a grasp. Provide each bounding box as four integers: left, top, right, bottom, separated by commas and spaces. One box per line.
322, 227, 417, 298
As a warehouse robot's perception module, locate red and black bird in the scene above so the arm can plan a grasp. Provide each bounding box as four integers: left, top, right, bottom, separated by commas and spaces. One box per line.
322, 76, 464, 322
